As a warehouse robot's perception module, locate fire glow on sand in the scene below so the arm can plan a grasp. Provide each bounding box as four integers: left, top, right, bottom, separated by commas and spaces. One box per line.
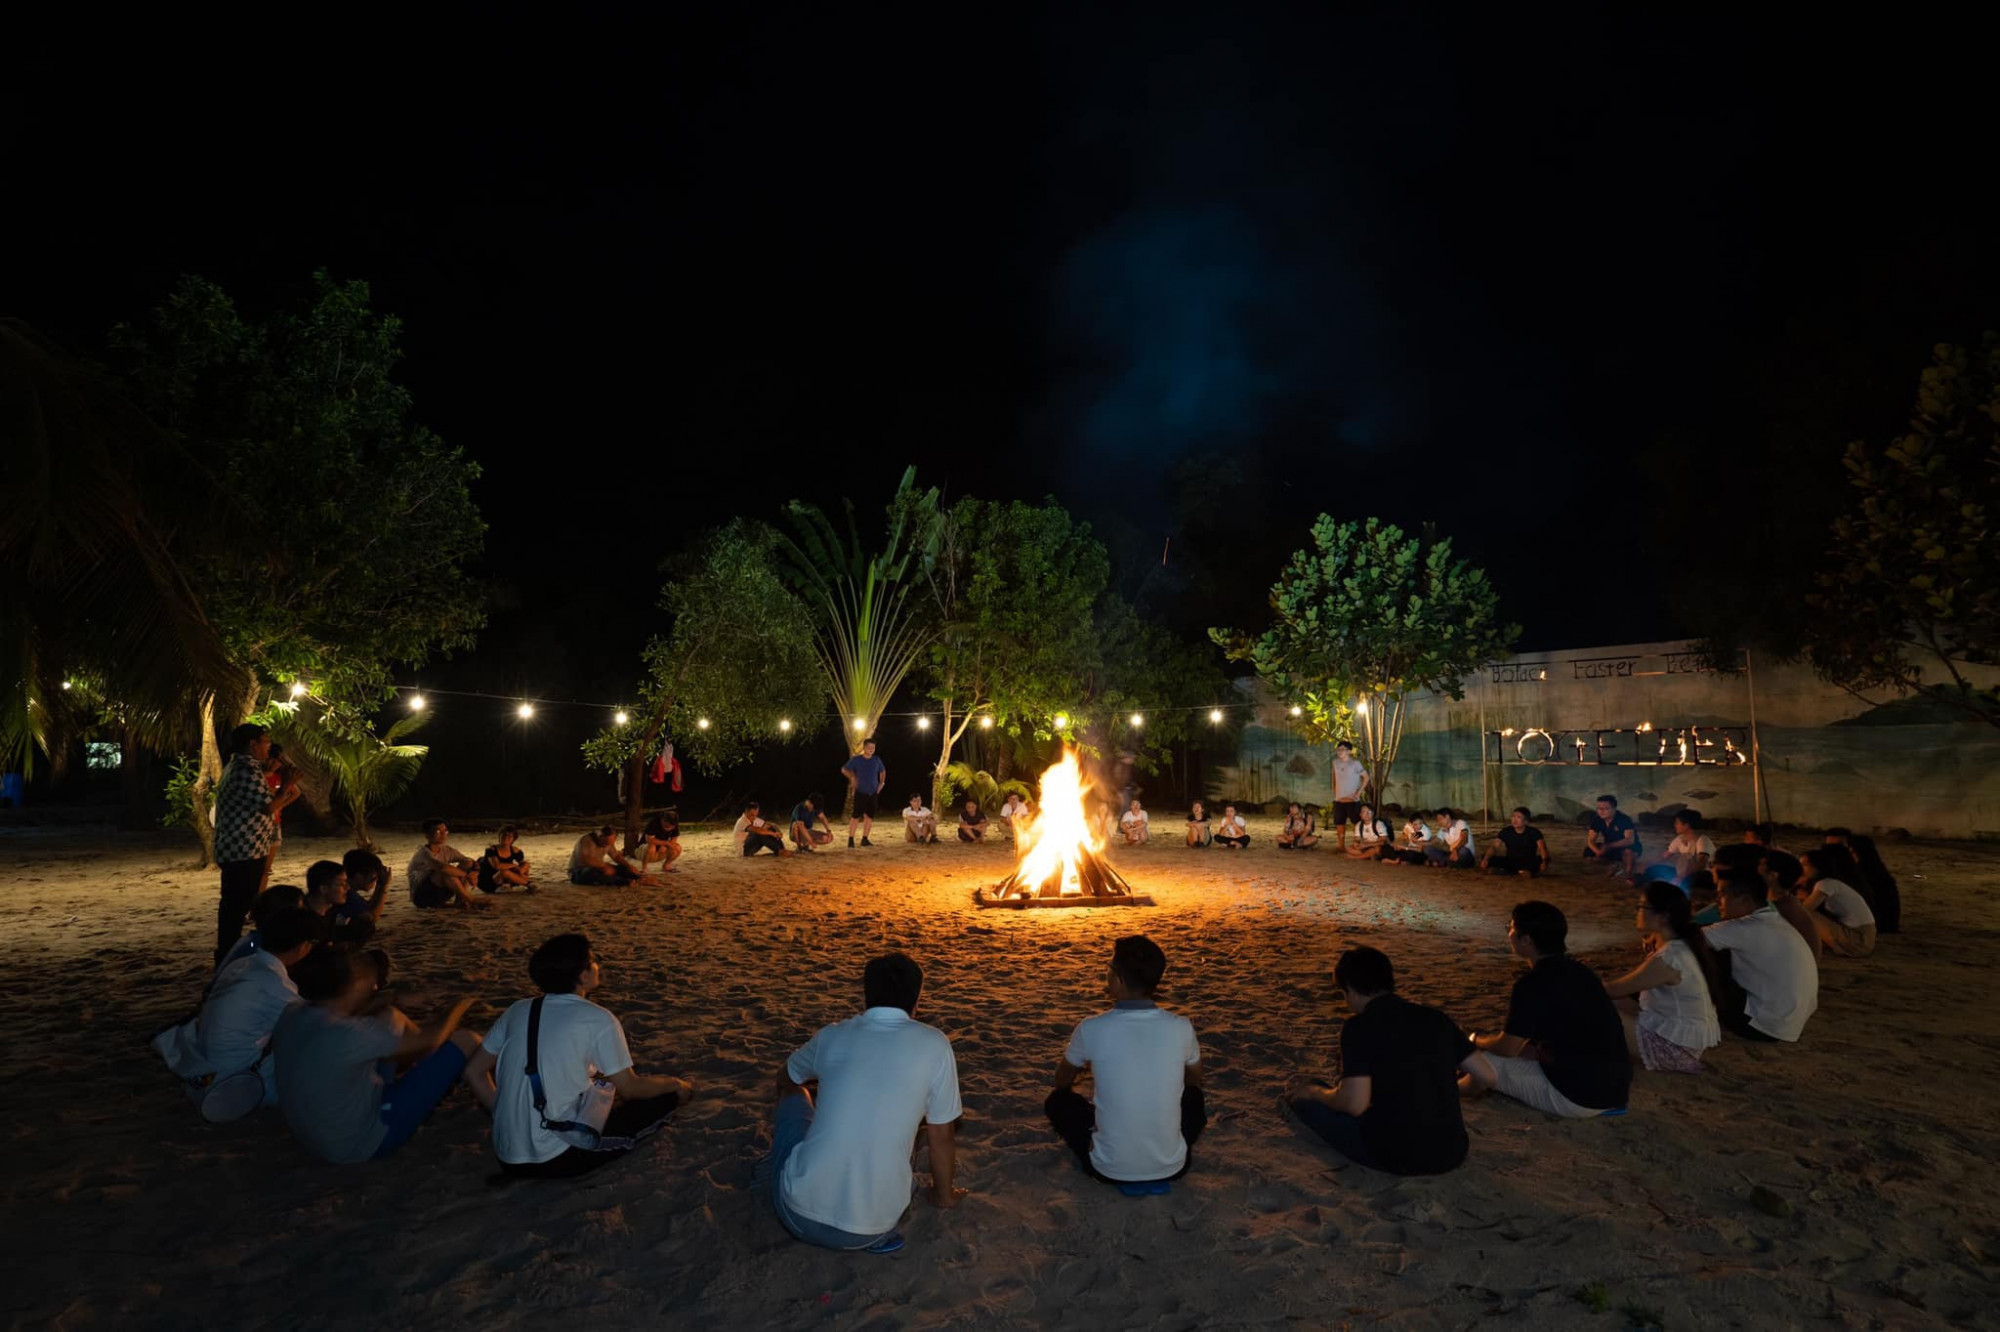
974, 750, 1153, 909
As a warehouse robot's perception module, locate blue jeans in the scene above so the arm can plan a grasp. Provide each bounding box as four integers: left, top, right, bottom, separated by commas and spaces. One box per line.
373, 1040, 468, 1158
1289, 1097, 1379, 1168
1425, 845, 1475, 868
767, 1093, 896, 1249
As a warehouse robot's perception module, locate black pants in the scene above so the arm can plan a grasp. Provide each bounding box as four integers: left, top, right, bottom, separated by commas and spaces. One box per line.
1485, 854, 1542, 876
501, 1093, 681, 1178
216, 859, 266, 964
571, 866, 637, 885
1215, 836, 1249, 849
1713, 952, 1780, 1042
1043, 1086, 1207, 1183
742, 833, 784, 857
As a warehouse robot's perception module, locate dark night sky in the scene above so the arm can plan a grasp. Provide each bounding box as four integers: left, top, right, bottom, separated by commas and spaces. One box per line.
8, 9, 1998, 812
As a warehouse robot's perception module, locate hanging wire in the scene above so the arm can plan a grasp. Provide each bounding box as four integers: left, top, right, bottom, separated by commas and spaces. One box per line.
386, 683, 1262, 720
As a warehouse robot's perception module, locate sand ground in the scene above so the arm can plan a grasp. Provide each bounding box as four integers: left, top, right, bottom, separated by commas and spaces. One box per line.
4, 818, 1999, 1331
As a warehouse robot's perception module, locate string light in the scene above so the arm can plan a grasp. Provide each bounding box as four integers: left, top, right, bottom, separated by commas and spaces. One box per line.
408, 694, 426, 712
517, 702, 534, 719
779, 718, 792, 732
290, 682, 308, 699
916, 716, 931, 730
851, 717, 867, 732
1209, 708, 1223, 723
1356, 699, 1369, 716
60, 681, 73, 691
697, 717, 711, 730
1129, 712, 1144, 728
1053, 713, 1069, 729
614, 710, 629, 726
1288, 705, 1302, 717
978, 716, 993, 729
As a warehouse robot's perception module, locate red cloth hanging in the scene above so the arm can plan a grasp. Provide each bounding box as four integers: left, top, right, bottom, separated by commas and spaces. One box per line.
650, 753, 668, 784
669, 755, 684, 792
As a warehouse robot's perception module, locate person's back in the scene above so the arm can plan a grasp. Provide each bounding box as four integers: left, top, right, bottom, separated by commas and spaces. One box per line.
274, 1000, 404, 1163
1706, 904, 1819, 1041
779, 1005, 959, 1236
1341, 993, 1471, 1174
1065, 1004, 1198, 1181
568, 833, 599, 878
1511, 954, 1631, 1109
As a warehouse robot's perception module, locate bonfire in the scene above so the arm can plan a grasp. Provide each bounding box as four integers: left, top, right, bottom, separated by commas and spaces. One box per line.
973, 750, 1153, 908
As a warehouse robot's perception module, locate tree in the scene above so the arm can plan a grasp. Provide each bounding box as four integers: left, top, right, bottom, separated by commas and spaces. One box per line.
275, 704, 430, 851
918, 497, 1105, 811
1804, 338, 2000, 723
0, 320, 238, 779
778, 467, 942, 811
113, 273, 485, 863
583, 521, 826, 846
1212, 516, 1518, 805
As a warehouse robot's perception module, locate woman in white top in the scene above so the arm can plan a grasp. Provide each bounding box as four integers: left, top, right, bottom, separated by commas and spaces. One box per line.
1798, 847, 1878, 957
1120, 797, 1151, 845
1214, 804, 1249, 849
1603, 882, 1722, 1072
1344, 803, 1392, 860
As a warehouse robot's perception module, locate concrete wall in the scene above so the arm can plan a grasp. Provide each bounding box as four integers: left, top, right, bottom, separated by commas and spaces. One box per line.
1208, 641, 2000, 838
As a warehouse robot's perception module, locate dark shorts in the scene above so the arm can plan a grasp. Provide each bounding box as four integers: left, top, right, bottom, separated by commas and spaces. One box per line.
1332, 801, 1362, 825
851, 792, 880, 818
412, 878, 457, 908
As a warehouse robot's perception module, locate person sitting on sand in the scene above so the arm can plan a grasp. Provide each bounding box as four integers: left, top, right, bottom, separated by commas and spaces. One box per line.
1214, 804, 1250, 850
1387, 810, 1431, 866
1703, 867, 1819, 1043
338, 850, 391, 928
217, 884, 309, 974
1583, 795, 1642, 877
154, 906, 320, 1119
464, 932, 693, 1179
1743, 822, 1780, 851
766, 952, 964, 1253
1275, 802, 1319, 850
273, 948, 481, 1163
957, 799, 990, 843
1602, 883, 1722, 1073
1470, 901, 1631, 1117
1728, 846, 1820, 960
1045, 935, 1205, 1192
902, 794, 938, 844
408, 820, 488, 909
1345, 803, 1392, 860
1424, 808, 1477, 869
1686, 870, 1721, 926
479, 825, 537, 893
733, 802, 790, 857
1120, 797, 1151, 845
635, 810, 682, 874
1826, 829, 1901, 933
571, 826, 644, 883
1289, 946, 1494, 1174
790, 793, 836, 853
1185, 801, 1212, 848
305, 860, 377, 947
999, 792, 1031, 842
1480, 807, 1549, 877
1652, 809, 1716, 885
1798, 846, 1878, 958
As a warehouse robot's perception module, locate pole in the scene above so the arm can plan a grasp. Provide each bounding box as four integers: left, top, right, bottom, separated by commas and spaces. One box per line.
1744, 648, 1769, 824
1478, 688, 1489, 829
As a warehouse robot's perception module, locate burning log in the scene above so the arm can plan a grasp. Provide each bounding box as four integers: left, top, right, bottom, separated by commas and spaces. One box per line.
973, 750, 1153, 909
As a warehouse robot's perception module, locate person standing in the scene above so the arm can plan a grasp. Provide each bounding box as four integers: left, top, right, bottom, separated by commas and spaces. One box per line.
1328, 742, 1370, 852
213, 722, 297, 965
841, 738, 887, 848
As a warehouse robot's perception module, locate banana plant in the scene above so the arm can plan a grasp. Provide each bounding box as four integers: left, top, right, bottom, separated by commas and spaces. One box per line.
278, 704, 431, 851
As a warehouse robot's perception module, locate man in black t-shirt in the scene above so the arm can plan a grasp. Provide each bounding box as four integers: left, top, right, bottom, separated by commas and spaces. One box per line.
1584, 795, 1642, 877
1471, 901, 1631, 1118
1288, 947, 1494, 1174
1481, 807, 1550, 877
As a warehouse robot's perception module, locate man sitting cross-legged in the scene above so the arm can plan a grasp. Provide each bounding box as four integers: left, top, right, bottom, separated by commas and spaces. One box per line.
790, 793, 836, 853
1424, 807, 1478, 869
1470, 901, 1632, 1118
1045, 935, 1206, 1195
1584, 795, 1642, 878
1119, 797, 1151, 846
1480, 807, 1550, 877
1704, 866, 1819, 1043
765, 952, 964, 1253
464, 932, 694, 1178
733, 802, 791, 857
902, 793, 939, 844
570, 826, 646, 884
154, 905, 321, 1120
274, 949, 481, 1163
1289, 946, 1494, 1174
409, 820, 488, 909
1275, 802, 1319, 850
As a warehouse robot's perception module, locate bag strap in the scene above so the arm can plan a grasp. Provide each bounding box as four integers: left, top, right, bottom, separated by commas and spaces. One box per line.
526, 995, 551, 1121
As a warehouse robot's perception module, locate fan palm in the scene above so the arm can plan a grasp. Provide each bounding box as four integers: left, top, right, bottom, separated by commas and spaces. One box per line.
277, 706, 431, 851
0, 319, 239, 777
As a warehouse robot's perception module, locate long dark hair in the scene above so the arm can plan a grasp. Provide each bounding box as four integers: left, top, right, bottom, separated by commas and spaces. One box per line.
1848, 834, 1898, 902
1642, 881, 1722, 999
1801, 844, 1856, 887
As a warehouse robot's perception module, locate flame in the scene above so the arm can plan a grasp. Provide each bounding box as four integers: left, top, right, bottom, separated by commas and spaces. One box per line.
1013, 749, 1101, 896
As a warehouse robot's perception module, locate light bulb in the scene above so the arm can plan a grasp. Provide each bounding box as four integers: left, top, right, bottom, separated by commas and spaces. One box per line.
1129, 713, 1144, 728
852, 717, 866, 731
1208, 708, 1222, 723
517, 702, 534, 719
978, 716, 993, 729
1289, 705, 1302, 717
614, 710, 629, 726
290, 682, 308, 699
1356, 699, 1369, 716
779, 718, 792, 732
916, 716, 931, 730
60, 681, 73, 691
408, 694, 426, 712
697, 717, 711, 730
1053, 713, 1069, 729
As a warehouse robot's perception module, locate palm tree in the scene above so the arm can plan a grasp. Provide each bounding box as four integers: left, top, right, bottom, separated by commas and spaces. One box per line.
277, 706, 431, 850
779, 467, 942, 811
0, 319, 239, 782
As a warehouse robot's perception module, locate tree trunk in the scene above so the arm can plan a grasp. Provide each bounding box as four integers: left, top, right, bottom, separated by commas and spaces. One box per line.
188, 691, 222, 869
932, 696, 955, 815
623, 749, 648, 851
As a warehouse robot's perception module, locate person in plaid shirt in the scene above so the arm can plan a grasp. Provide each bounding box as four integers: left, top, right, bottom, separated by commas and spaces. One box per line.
214, 723, 298, 964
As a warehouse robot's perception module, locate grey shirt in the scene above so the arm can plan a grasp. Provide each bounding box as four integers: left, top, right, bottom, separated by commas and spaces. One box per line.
274, 1004, 401, 1163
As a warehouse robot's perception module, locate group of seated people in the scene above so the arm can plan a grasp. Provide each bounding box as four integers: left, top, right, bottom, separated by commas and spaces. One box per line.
727, 792, 1039, 856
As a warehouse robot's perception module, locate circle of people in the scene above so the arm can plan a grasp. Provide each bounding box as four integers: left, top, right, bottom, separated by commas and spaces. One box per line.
152, 722, 1902, 1251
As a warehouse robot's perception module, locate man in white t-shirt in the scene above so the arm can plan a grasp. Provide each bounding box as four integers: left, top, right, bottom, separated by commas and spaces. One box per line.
1045, 936, 1204, 1192
1120, 797, 1151, 845
1658, 810, 1717, 884
153, 906, 319, 1117
1424, 809, 1477, 869
767, 952, 963, 1252
464, 932, 692, 1178
1329, 742, 1371, 852
902, 794, 938, 844
1704, 869, 1818, 1043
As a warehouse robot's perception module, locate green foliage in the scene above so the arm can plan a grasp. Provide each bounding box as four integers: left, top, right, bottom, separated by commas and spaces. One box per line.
275, 703, 431, 850
1807, 337, 2000, 723
936, 762, 1031, 813
111, 272, 486, 718
583, 520, 826, 779
161, 754, 203, 831
778, 467, 942, 754
1212, 516, 1517, 798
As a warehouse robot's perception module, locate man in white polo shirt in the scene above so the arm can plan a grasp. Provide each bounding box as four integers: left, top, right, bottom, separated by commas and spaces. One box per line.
768, 952, 963, 1253
1044, 935, 1204, 1194
1704, 868, 1818, 1042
